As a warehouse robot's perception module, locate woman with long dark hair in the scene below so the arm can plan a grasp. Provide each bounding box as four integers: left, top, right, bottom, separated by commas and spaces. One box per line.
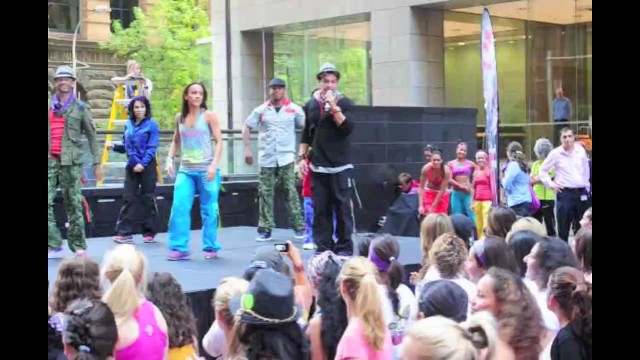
368, 234, 418, 345
146, 272, 199, 359
62, 299, 119, 360
110, 96, 160, 243
502, 141, 532, 217
306, 252, 348, 360
165, 82, 223, 261
465, 236, 519, 283
472, 267, 545, 360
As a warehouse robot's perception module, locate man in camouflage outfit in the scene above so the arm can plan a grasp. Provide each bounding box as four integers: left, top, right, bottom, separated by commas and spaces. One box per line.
242, 78, 305, 241
48, 65, 104, 257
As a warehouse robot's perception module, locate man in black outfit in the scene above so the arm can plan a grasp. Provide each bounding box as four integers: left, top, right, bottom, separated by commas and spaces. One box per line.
298, 63, 355, 256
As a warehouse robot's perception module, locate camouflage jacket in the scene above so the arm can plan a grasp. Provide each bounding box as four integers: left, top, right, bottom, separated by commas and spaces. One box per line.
48, 97, 101, 165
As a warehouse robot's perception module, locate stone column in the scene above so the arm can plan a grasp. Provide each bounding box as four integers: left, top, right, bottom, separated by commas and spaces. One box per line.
83, 0, 112, 41
371, 6, 444, 106
211, 0, 274, 130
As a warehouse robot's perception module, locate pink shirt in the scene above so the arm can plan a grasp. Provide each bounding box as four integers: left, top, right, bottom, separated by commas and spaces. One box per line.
473, 168, 493, 201
539, 145, 590, 190
115, 300, 168, 360
335, 318, 393, 360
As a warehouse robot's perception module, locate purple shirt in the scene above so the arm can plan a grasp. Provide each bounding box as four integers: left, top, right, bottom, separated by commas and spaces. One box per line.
539, 145, 590, 190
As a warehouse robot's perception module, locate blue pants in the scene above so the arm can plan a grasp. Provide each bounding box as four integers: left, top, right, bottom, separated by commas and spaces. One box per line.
450, 190, 475, 223
168, 170, 222, 253
303, 197, 337, 244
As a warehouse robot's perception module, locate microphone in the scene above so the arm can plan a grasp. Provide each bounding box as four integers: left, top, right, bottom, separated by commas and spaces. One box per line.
324, 90, 341, 112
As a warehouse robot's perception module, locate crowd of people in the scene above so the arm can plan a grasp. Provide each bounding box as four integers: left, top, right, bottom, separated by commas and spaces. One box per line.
49, 207, 592, 359
49, 60, 592, 359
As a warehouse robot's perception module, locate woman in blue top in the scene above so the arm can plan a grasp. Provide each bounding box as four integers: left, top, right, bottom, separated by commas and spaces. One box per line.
501, 141, 532, 217
110, 96, 160, 243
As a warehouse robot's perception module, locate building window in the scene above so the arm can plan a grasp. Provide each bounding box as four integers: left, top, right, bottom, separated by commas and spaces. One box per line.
111, 0, 139, 30
48, 0, 81, 33
274, 21, 372, 106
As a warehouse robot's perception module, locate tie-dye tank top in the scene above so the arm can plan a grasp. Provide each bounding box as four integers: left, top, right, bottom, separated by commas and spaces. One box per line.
179, 110, 213, 171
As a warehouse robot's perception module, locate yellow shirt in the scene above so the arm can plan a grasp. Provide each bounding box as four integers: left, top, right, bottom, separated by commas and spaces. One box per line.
169, 344, 197, 360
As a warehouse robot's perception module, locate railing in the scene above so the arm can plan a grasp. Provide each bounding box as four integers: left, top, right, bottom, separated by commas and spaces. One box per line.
75, 120, 591, 189
78, 129, 301, 188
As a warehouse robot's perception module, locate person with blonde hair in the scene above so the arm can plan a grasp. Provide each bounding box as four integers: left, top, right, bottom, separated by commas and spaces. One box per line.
505, 217, 547, 243
472, 149, 493, 239
410, 214, 454, 287
101, 244, 168, 360
202, 277, 249, 359
111, 60, 153, 98
336, 257, 393, 360
531, 138, 556, 236
399, 312, 499, 360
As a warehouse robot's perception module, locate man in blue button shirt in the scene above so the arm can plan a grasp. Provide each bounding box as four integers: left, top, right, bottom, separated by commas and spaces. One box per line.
552, 87, 572, 146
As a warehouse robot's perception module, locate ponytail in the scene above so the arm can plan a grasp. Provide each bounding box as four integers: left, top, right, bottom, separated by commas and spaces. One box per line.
386, 259, 403, 314
227, 319, 246, 359
101, 244, 145, 324
569, 283, 592, 349
462, 311, 498, 355
548, 267, 592, 354
103, 268, 140, 323
339, 257, 387, 351
368, 234, 404, 314
63, 299, 118, 360
355, 272, 387, 351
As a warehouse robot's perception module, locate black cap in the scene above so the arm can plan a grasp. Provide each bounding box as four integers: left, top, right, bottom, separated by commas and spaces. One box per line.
418, 280, 469, 322
450, 214, 477, 246
268, 78, 286, 88
243, 246, 286, 280
230, 269, 300, 325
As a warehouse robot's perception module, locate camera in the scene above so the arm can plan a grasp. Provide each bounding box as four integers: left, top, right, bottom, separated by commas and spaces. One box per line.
274, 243, 289, 253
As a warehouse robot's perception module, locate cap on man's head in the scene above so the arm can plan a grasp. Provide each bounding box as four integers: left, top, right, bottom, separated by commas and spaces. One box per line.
316, 63, 341, 81
243, 246, 286, 281
54, 65, 76, 80
268, 78, 286, 88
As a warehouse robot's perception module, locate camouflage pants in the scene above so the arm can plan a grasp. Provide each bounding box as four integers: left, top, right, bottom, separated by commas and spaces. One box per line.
48, 158, 86, 252
258, 162, 304, 232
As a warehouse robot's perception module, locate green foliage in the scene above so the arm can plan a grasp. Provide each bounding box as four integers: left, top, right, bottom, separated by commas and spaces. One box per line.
101, 0, 211, 129
274, 32, 371, 106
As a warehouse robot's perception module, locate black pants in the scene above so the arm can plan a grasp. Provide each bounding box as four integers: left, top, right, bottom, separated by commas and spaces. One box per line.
556, 188, 590, 242
312, 169, 354, 255
510, 202, 532, 217
116, 159, 158, 236
533, 200, 556, 236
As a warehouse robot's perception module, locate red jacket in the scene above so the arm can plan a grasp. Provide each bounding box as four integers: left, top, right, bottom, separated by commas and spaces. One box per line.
302, 159, 312, 198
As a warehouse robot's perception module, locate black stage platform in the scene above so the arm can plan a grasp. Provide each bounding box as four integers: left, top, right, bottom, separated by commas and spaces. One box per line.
47, 226, 422, 359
